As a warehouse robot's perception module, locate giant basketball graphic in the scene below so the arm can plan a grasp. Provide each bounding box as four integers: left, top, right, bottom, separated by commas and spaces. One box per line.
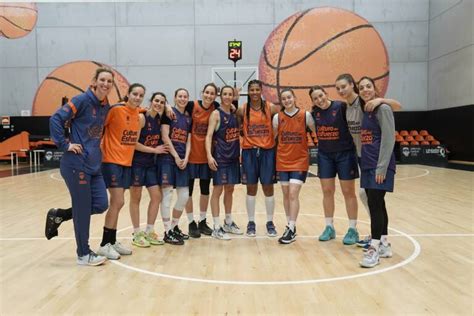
259, 7, 389, 110
32, 61, 130, 116
0, 2, 38, 39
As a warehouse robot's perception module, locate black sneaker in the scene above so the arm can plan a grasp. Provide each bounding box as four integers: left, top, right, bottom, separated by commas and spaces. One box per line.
45, 208, 62, 240
198, 219, 213, 236
278, 226, 296, 244
164, 230, 184, 245
173, 225, 189, 240
188, 221, 201, 238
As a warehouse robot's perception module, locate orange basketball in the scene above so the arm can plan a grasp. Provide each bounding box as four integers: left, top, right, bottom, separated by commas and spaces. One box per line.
259, 7, 389, 111
0, 3, 37, 39
32, 61, 130, 116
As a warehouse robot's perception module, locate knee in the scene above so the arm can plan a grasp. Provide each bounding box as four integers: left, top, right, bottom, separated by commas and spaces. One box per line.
321, 186, 335, 197
341, 186, 356, 198
224, 185, 234, 194
246, 185, 258, 196
262, 185, 274, 196
199, 179, 210, 196
92, 198, 108, 215
212, 186, 224, 196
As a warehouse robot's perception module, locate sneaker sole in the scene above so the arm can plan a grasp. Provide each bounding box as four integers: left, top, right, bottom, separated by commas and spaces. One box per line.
359, 260, 380, 268
267, 232, 278, 237
318, 236, 335, 242
246, 232, 256, 237
164, 241, 184, 245
77, 258, 107, 266
279, 238, 296, 244
343, 240, 357, 245
132, 241, 151, 248
148, 241, 165, 246
45, 208, 59, 240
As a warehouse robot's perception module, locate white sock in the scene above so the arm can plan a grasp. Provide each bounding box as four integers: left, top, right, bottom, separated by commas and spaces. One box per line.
286, 216, 290, 224
171, 218, 179, 229
187, 212, 194, 223
133, 227, 140, 234
265, 196, 275, 222
371, 239, 380, 250
146, 224, 154, 233
213, 217, 220, 229
381, 235, 389, 245
349, 219, 357, 229
200, 211, 207, 222
246, 195, 256, 222
289, 221, 296, 232
163, 220, 171, 232
325, 217, 334, 227
225, 214, 232, 225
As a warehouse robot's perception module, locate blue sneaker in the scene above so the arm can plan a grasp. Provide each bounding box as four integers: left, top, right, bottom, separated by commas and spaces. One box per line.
342, 227, 359, 245
266, 221, 277, 237
362, 241, 371, 252
246, 221, 256, 237
356, 235, 371, 247
318, 225, 336, 241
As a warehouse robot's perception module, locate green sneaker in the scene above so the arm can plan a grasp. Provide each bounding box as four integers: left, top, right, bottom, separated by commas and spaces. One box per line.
318, 225, 336, 241
145, 231, 165, 246
132, 231, 151, 248
343, 227, 359, 245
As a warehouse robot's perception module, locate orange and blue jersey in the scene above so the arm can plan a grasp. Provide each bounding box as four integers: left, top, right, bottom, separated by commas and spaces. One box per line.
101, 104, 140, 167
132, 112, 162, 168
160, 107, 192, 164
50, 88, 109, 175
241, 101, 275, 149
212, 108, 240, 165
187, 100, 217, 164
276, 109, 309, 172
312, 100, 355, 153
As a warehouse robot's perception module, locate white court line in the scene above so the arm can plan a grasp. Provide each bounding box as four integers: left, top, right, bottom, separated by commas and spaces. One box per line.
1, 233, 473, 241
395, 168, 430, 181
49, 172, 63, 181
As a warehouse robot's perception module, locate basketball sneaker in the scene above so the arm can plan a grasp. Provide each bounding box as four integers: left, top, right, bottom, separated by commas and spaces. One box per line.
145, 231, 165, 246
112, 241, 132, 255
359, 246, 380, 268
342, 227, 359, 245
356, 235, 372, 247
173, 225, 189, 240
212, 227, 231, 240
378, 242, 393, 258
246, 221, 256, 237
45, 208, 62, 240
77, 251, 107, 266
198, 219, 213, 236
318, 225, 336, 241
188, 220, 201, 238
132, 231, 151, 248
266, 221, 278, 237
223, 221, 243, 235
278, 226, 296, 244
164, 230, 184, 245
97, 243, 120, 260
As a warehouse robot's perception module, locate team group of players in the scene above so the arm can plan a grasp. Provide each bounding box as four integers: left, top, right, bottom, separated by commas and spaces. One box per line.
45, 67, 400, 269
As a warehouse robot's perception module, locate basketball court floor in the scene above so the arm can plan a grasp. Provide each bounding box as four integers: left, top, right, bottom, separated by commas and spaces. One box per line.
0, 164, 472, 315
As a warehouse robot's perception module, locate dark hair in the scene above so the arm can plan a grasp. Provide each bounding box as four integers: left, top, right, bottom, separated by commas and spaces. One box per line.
93, 67, 114, 80
202, 82, 218, 94
219, 85, 234, 96
123, 83, 146, 102
308, 85, 328, 112
245, 79, 265, 123
357, 76, 379, 108
336, 73, 359, 94
150, 92, 167, 103
174, 88, 189, 98
279, 88, 296, 111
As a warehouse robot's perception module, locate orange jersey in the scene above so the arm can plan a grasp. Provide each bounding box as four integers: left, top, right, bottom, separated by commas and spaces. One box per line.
189, 100, 216, 164
101, 104, 140, 166
241, 101, 275, 149
276, 110, 309, 171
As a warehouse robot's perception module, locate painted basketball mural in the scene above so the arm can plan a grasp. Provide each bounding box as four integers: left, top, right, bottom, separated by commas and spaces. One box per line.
259, 7, 389, 111
32, 61, 130, 116
0, 2, 38, 39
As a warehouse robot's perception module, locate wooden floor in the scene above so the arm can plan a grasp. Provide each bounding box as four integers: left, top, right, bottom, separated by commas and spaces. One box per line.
0, 164, 472, 315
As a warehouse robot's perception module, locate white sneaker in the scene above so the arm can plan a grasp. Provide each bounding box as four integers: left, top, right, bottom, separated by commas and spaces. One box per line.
223, 221, 243, 235
77, 251, 107, 266
212, 227, 231, 241
113, 241, 132, 255
97, 243, 121, 260
359, 246, 380, 268
379, 243, 393, 258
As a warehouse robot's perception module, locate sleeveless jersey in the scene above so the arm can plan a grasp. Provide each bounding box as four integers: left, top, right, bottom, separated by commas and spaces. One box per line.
212, 108, 240, 166
241, 101, 275, 149
101, 104, 140, 167
189, 100, 216, 164
276, 109, 309, 172
160, 107, 192, 164
132, 112, 162, 167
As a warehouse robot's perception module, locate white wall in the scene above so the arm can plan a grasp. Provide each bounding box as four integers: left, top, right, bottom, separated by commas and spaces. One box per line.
428, 0, 474, 110
0, 0, 435, 115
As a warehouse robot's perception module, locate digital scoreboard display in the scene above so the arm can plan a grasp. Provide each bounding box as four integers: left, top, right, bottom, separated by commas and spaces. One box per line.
228, 40, 242, 62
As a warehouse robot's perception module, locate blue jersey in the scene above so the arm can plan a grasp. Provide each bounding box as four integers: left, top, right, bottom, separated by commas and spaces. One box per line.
160, 107, 192, 164
360, 110, 396, 172
50, 88, 109, 175
132, 112, 162, 168
212, 108, 240, 166
312, 100, 354, 153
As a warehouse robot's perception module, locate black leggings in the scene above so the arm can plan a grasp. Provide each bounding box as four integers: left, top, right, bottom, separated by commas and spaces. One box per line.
189, 178, 210, 196
365, 189, 388, 240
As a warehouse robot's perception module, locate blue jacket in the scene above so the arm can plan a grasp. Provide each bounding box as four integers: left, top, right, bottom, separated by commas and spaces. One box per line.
50, 88, 109, 174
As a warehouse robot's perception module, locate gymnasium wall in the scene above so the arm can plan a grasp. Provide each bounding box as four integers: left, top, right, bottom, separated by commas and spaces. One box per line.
1, 0, 430, 116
